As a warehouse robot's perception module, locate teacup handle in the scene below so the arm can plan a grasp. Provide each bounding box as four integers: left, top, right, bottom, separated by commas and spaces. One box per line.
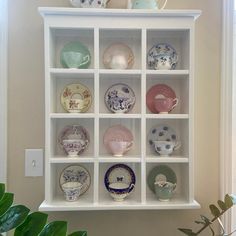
156, 0, 167, 9
171, 98, 179, 110
128, 183, 135, 192
126, 141, 133, 152
174, 141, 181, 150
79, 55, 90, 67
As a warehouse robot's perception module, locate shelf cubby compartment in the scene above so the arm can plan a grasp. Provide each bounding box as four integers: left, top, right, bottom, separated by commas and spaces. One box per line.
99, 74, 141, 114
50, 118, 95, 158
99, 118, 141, 158
50, 73, 94, 114
146, 119, 189, 159
49, 28, 94, 69
98, 162, 141, 205
146, 163, 190, 204
48, 163, 94, 206
146, 29, 190, 70
99, 29, 142, 70
146, 76, 189, 115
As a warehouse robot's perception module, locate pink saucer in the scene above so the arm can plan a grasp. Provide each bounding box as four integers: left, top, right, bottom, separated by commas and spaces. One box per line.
146, 84, 177, 113
103, 124, 134, 148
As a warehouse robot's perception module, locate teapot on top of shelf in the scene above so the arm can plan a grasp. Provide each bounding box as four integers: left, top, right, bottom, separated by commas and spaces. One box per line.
127, 0, 167, 9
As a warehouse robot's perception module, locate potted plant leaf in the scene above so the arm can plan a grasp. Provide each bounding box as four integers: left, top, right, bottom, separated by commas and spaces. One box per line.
0, 183, 87, 236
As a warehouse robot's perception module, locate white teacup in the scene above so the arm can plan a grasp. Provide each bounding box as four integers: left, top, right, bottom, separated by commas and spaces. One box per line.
109, 55, 128, 70
107, 141, 133, 157
108, 182, 135, 201
153, 140, 181, 156
61, 182, 82, 201
62, 139, 86, 157
65, 98, 86, 113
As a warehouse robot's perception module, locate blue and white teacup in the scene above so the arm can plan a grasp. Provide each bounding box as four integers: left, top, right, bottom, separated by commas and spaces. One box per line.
61, 182, 82, 201
153, 140, 181, 156
108, 182, 135, 201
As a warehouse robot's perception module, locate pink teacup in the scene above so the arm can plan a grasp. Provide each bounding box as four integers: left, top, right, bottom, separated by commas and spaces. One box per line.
154, 97, 178, 114
107, 141, 133, 157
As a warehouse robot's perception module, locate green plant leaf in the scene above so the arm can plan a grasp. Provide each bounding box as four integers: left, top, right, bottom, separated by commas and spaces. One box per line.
230, 194, 236, 205
217, 200, 227, 211
0, 205, 30, 233
0, 184, 5, 201
39, 221, 67, 236
14, 212, 48, 236
0, 193, 14, 217
68, 231, 87, 236
225, 194, 233, 209
200, 215, 211, 224
194, 220, 205, 225
209, 204, 221, 217
178, 228, 197, 235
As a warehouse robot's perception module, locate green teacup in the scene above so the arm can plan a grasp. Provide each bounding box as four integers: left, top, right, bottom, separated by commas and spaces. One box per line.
154, 181, 176, 201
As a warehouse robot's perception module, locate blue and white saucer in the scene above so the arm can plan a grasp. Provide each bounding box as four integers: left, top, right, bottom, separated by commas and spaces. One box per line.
104, 83, 136, 113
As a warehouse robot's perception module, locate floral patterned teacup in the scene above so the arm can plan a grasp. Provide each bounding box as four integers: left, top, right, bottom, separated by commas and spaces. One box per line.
65, 98, 87, 113
154, 181, 176, 201
61, 182, 82, 201
62, 139, 86, 157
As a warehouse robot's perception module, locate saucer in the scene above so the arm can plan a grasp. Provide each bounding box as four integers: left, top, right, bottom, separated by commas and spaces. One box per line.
103, 124, 134, 149
103, 43, 134, 69
60, 83, 92, 113
59, 165, 91, 196
58, 125, 90, 155
146, 84, 177, 113
147, 165, 177, 193
104, 83, 136, 113
147, 43, 178, 70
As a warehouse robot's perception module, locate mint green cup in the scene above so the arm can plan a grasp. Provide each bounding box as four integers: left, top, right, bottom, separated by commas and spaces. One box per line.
154, 181, 176, 201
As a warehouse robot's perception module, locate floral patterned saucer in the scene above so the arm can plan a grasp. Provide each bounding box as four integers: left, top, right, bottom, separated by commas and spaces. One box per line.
104, 83, 136, 113
59, 165, 91, 195
147, 43, 178, 70
60, 83, 92, 113
58, 125, 90, 155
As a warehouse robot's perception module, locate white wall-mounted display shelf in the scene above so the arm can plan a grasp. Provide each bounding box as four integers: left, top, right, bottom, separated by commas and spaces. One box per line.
39, 7, 201, 211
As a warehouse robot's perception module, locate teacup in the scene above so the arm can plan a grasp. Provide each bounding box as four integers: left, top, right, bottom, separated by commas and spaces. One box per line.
153, 140, 181, 156
65, 98, 86, 113
154, 181, 176, 201
62, 51, 90, 68
127, 0, 167, 9
69, 0, 109, 8
154, 97, 178, 114
61, 182, 82, 201
107, 141, 133, 157
62, 139, 86, 157
108, 182, 135, 201
109, 55, 128, 70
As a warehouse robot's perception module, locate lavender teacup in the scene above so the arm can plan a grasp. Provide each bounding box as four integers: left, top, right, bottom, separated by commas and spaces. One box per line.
62, 139, 86, 157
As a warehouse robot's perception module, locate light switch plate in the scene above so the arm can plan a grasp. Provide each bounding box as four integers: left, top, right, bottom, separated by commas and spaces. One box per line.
25, 149, 44, 177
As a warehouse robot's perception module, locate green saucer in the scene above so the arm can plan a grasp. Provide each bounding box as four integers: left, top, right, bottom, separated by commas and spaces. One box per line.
60, 41, 91, 69
147, 165, 177, 193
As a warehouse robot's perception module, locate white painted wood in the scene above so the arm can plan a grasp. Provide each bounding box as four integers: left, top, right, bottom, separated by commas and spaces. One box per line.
221, 0, 234, 232
39, 8, 201, 210
0, 0, 8, 184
